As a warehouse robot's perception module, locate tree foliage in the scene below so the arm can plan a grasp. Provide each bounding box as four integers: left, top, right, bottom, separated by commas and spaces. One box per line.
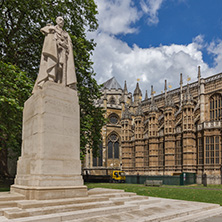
0, 0, 105, 167
0, 62, 33, 176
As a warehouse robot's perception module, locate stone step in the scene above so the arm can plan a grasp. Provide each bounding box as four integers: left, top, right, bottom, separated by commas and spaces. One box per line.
151, 205, 220, 222
88, 188, 125, 195
0, 192, 24, 201
0, 194, 110, 215
89, 192, 137, 198
126, 200, 221, 222
4, 200, 120, 219
1, 189, 222, 222
0, 207, 18, 217
0, 200, 18, 208
105, 195, 149, 206
125, 198, 160, 206
72, 206, 220, 222
63, 198, 171, 222
109, 195, 148, 202
3, 204, 139, 222
166, 205, 222, 222
17, 196, 109, 209
0, 216, 8, 222
108, 195, 151, 206
67, 198, 221, 222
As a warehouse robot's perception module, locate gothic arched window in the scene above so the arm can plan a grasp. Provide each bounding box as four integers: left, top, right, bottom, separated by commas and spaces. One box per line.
210, 94, 222, 120
108, 133, 119, 159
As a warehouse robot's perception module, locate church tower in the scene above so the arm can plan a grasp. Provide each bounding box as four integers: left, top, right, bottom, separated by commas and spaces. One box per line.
182, 83, 196, 172
163, 80, 176, 175
148, 85, 159, 174
134, 103, 145, 173
121, 105, 134, 172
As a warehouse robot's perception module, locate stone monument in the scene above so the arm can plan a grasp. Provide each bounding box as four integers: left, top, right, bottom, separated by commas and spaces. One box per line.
10, 17, 87, 200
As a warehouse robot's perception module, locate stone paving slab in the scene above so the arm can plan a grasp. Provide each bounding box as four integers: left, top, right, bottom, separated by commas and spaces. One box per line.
198, 213, 222, 222
168, 207, 222, 222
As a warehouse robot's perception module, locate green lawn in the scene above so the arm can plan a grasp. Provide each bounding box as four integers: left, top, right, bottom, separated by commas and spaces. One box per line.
0, 183, 10, 192
0, 179, 13, 192
0, 187, 10, 192
86, 183, 222, 205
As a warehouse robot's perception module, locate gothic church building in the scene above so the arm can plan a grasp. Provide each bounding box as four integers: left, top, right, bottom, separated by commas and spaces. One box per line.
85, 67, 222, 184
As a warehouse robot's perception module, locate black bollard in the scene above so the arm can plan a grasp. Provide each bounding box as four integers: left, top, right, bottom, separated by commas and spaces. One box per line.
137, 173, 140, 184
203, 173, 207, 187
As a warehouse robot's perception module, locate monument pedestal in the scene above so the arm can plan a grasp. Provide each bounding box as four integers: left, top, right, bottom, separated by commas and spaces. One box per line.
10, 185, 87, 200
11, 81, 87, 200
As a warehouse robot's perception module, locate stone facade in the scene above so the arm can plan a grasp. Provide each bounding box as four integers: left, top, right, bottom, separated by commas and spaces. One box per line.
85, 68, 222, 184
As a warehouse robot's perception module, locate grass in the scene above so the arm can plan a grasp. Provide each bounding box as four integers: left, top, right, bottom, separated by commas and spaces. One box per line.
86, 183, 222, 205
0, 187, 10, 192
0, 179, 13, 192
0, 183, 10, 192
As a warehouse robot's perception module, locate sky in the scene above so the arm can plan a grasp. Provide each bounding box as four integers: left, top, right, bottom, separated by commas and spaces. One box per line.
87, 0, 222, 98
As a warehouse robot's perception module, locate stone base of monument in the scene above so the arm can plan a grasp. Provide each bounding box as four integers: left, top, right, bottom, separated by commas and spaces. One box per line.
10, 185, 87, 200
10, 81, 87, 200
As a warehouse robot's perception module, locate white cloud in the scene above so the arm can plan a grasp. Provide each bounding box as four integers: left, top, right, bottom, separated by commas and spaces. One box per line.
192, 34, 204, 46
95, 0, 140, 35
92, 32, 219, 96
207, 39, 222, 72
89, 1, 221, 99
140, 0, 164, 25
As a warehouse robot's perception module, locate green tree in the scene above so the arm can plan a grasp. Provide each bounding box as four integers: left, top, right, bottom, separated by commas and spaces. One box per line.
0, 62, 33, 177
0, 0, 105, 176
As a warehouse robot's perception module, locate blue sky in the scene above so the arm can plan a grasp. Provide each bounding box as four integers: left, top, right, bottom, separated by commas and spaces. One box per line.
89, 0, 222, 97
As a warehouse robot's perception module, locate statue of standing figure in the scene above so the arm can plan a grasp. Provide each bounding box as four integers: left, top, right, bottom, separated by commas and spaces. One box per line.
33, 16, 77, 93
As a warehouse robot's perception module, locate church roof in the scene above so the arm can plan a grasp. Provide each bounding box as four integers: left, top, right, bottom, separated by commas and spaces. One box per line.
102, 77, 122, 90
